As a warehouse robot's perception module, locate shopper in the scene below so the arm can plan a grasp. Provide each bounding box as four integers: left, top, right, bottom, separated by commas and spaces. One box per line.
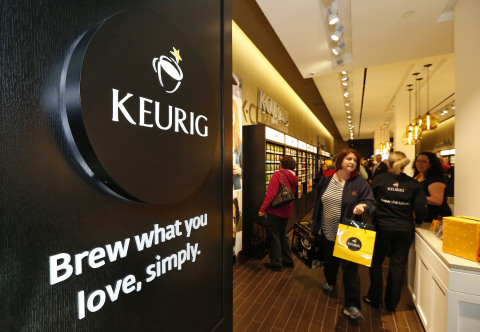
258, 155, 298, 271
412, 152, 452, 222
372, 154, 388, 180
364, 151, 427, 311
314, 163, 329, 185
312, 148, 375, 320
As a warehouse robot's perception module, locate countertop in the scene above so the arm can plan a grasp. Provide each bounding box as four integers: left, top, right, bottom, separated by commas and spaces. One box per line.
416, 225, 480, 273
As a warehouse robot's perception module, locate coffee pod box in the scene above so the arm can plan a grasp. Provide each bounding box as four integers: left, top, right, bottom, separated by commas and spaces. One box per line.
442, 216, 480, 261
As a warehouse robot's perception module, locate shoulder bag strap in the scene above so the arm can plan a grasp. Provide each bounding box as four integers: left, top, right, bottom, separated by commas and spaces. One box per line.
279, 172, 286, 188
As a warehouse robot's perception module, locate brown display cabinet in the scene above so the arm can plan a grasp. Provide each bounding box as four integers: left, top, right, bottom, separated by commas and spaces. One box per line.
241, 124, 318, 258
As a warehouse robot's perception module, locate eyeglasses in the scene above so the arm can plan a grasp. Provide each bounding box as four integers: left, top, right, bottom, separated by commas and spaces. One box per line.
415, 159, 430, 164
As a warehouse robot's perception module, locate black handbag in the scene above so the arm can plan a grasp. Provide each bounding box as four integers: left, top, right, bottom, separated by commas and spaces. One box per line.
271, 172, 295, 208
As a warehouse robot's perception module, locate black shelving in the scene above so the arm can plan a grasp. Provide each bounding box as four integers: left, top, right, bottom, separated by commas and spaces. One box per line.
241, 124, 319, 258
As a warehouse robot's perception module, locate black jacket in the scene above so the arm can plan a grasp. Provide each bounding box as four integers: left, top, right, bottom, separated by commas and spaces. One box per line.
372, 161, 388, 178
372, 172, 427, 230
312, 169, 376, 235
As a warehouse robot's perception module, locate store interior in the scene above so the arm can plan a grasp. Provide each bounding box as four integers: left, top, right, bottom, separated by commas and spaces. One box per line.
232, 1, 480, 331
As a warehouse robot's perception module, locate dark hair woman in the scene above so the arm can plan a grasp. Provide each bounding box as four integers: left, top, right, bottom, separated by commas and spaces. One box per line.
364, 151, 427, 311
412, 152, 452, 222
259, 155, 298, 272
312, 148, 375, 320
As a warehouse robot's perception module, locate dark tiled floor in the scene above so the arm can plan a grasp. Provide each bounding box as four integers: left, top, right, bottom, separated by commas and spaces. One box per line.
233, 220, 424, 331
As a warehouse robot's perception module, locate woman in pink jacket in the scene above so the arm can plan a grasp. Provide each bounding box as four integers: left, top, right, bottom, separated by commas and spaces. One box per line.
259, 156, 299, 271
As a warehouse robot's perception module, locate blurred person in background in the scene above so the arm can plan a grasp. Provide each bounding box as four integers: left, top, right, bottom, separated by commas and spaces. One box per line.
412, 152, 452, 223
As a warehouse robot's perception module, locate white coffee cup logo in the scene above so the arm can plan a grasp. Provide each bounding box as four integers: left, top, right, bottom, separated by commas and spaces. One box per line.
152, 47, 183, 93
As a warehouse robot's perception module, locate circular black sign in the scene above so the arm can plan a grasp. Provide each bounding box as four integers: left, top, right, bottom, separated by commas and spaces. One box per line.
346, 237, 362, 251
62, 10, 219, 204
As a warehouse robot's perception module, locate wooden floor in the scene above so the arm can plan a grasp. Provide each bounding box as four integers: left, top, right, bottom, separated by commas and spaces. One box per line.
233, 218, 425, 331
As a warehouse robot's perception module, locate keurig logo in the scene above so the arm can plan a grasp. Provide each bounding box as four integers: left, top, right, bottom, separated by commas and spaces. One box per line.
346, 237, 362, 251
60, 10, 219, 205
152, 47, 183, 93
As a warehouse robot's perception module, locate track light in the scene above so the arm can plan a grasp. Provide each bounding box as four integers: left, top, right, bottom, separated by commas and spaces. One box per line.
330, 24, 344, 41
332, 57, 344, 68
326, 8, 339, 25
332, 41, 346, 55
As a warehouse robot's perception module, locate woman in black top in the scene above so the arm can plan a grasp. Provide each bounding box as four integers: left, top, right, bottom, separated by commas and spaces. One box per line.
364, 151, 427, 311
412, 152, 452, 222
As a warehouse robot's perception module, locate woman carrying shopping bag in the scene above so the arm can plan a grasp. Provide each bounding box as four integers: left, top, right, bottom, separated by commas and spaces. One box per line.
364, 151, 427, 311
312, 148, 375, 320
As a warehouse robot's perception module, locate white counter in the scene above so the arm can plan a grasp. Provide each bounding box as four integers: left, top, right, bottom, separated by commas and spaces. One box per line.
408, 226, 480, 332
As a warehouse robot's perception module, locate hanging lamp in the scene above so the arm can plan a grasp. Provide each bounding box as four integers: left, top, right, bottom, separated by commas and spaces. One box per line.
419, 64, 439, 131
402, 85, 417, 145
412, 73, 423, 140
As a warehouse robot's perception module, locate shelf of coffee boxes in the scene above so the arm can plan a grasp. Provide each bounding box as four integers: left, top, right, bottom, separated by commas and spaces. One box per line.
306, 144, 316, 193
265, 127, 285, 192
285, 135, 301, 197
298, 140, 307, 197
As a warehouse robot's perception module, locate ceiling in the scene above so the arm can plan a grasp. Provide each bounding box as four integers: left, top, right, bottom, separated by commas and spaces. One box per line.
255, 0, 457, 141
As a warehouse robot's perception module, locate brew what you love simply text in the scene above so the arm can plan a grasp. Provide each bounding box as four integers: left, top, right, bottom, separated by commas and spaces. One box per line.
49, 213, 208, 319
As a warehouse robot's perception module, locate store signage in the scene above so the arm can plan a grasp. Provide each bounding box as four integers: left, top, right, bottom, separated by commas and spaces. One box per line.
61, 10, 219, 205
265, 126, 285, 144
285, 135, 297, 148
257, 89, 289, 128
298, 141, 307, 150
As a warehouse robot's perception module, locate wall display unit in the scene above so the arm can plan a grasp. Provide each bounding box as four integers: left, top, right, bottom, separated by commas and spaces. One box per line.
242, 125, 290, 257
318, 149, 331, 169
306, 144, 316, 193
265, 141, 284, 192
242, 124, 319, 257
285, 135, 300, 197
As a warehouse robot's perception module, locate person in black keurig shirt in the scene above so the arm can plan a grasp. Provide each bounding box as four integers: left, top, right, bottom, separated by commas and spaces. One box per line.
363, 151, 427, 312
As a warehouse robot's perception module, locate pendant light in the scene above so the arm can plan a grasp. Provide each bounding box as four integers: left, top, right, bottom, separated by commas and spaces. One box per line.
412, 73, 423, 141
402, 85, 417, 145
419, 64, 439, 131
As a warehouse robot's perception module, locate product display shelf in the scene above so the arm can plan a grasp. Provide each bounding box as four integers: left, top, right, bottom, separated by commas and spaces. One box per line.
305, 145, 317, 211
296, 141, 309, 220
242, 124, 298, 257
265, 141, 283, 192
306, 145, 316, 193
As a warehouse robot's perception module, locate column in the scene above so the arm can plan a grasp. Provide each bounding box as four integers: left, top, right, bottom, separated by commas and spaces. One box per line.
454, 0, 480, 216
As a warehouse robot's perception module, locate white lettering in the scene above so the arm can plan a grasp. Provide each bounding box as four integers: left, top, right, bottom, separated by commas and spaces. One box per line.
155, 103, 173, 130
105, 238, 130, 261
112, 89, 135, 124
112, 89, 208, 137
139, 97, 154, 127
88, 247, 106, 269
175, 107, 188, 134
77, 274, 141, 319
196, 115, 208, 137
49, 253, 74, 285
49, 239, 131, 285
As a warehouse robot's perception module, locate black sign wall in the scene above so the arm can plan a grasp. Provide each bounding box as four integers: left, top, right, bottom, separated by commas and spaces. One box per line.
0, 1, 232, 331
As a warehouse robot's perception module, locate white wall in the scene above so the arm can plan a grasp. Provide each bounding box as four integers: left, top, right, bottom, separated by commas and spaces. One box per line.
454, 0, 480, 216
